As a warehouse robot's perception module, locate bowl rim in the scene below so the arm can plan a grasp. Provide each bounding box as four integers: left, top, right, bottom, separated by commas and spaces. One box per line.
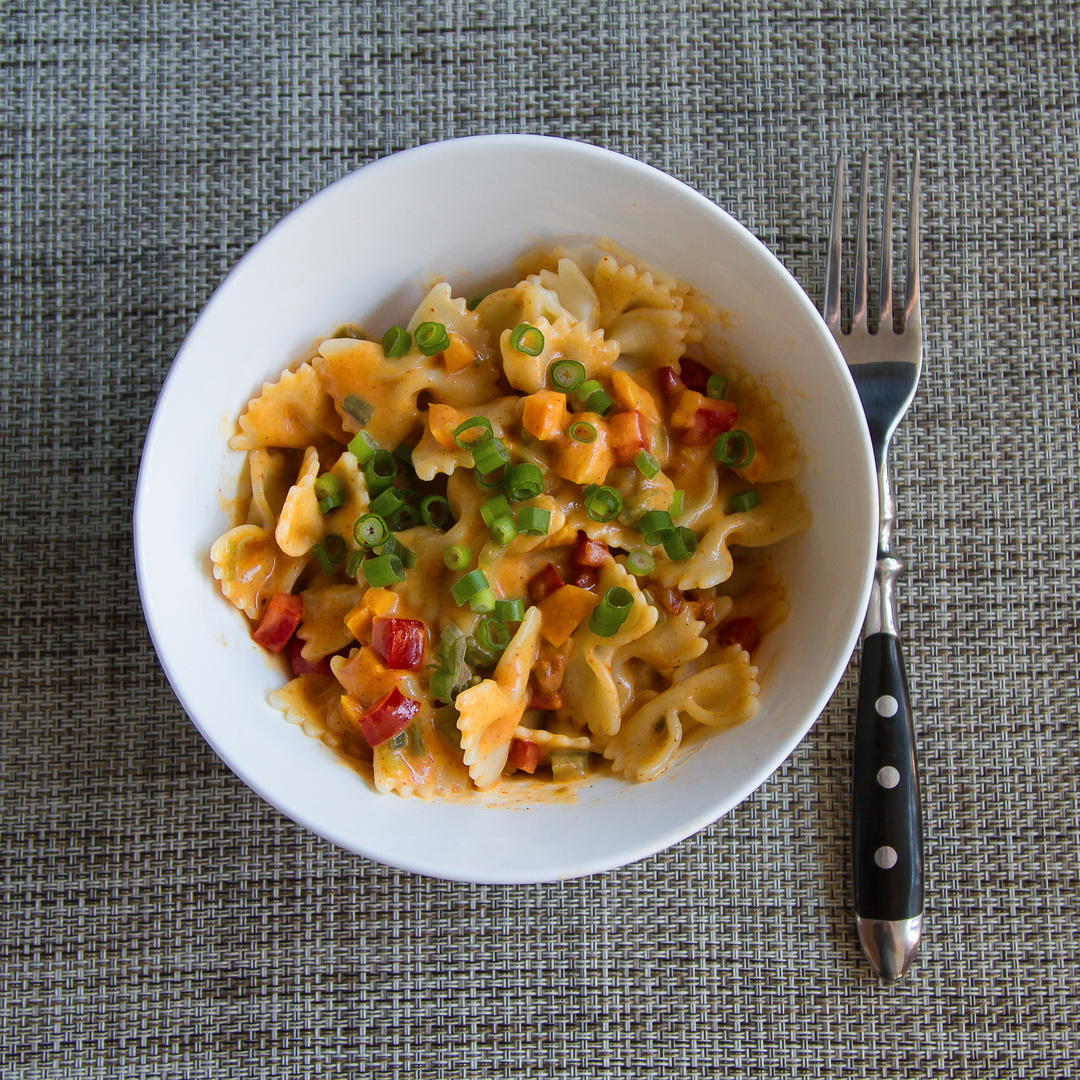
134, 133, 876, 881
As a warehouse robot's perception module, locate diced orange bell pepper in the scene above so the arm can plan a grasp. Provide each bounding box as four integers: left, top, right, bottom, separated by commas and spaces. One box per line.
607, 410, 648, 466
669, 387, 705, 430
427, 404, 465, 450
522, 390, 568, 441
441, 332, 475, 374
610, 370, 661, 423
344, 587, 400, 642
735, 447, 769, 484
537, 584, 599, 647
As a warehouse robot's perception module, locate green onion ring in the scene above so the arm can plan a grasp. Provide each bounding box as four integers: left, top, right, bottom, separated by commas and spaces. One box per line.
381, 325, 412, 358
713, 430, 755, 469
469, 587, 496, 614
478, 617, 511, 652
451, 568, 489, 606
730, 488, 761, 514
570, 420, 598, 444
415, 321, 451, 355
420, 495, 451, 529
627, 549, 654, 576
516, 506, 551, 536
342, 394, 373, 426
363, 450, 398, 496
707, 374, 729, 400
389, 505, 420, 531
347, 430, 378, 464
509, 323, 545, 356
548, 359, 586, 391
443, 544, 470, 571
493, 597, 525, 622
584, 484, 623, 523
635, 451, 660, 478
490, 515, 518, 547
354, 513, 389, 548
503, 462, 544, 502
382, 535, 417, 569
589, 586, 634, 637
363, 552, 405, 587
369, 487, 406, 519
453, 416, 494, 450
663, 526, 697, 562
637, 509, 674, 546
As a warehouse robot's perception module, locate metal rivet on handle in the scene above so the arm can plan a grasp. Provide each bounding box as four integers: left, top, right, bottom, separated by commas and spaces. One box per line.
877, 766, 901, 789
875, 846, 898, 869
875, 694, 898, 717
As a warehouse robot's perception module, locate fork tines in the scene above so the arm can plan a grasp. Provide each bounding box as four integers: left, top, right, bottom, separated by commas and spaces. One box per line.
825, 151, 921, 339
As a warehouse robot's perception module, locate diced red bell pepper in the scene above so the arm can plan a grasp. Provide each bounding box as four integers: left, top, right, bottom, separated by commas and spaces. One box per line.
717, 616, 761, 655
508, 738, 542, 774
569, 530, 610, 569
676, 399, 739, 445
356, 686, 420, 747
656, 366, 681, 397
252, 593, 303, 654
527, 683, 564, 711
371, 616, 426, 671
608, 409, 649, 466
678, 358, 712, 394
289, 636, 331, 677
570, 568, 599, 591
528, 562, 565, 604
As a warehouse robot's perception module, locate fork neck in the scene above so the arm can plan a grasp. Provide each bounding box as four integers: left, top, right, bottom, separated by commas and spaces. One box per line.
866, 453, 901, 638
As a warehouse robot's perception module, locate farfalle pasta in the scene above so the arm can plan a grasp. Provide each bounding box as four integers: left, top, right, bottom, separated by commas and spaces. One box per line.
211, 245, 810, 797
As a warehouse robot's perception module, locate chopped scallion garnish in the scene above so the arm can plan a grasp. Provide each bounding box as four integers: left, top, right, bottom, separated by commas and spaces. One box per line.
469, 587, 496, 613
354, 513, 389, 548
516, 506, 551, 536
509, 323, 545, 356
503, 462, 544, 502
713, 430, 755, 469
477, 617, 511, 652
584, 484, 623, 523
493, 597, 525, 622
369, 487, 406, 519
663, 526, 697, 561
381, 325, 412, 358
389, 505, 420, 531
635, 451, 660, 478
589, 586, 634, 637
443, 544, 470, 571
575, 379, 612, 416
314, 533, 347, 575
363, 450, 398, 496
473, 437, 509, 476
637, 509, 674, 546
347, 430, 378, 464
382, 534, 417, 568
707, 374, 729, 400
420, 495, 451, 529
730, 488, 761, 513
453, 416, 493, 449
669, 489, 685, 519
451, 568, 489, 606
415, 321, 451, 355
363, 552, 405, 587
346, 547, 365, 577
548, 358, 586, 391
627, 549, 654, 576
481, 496, 514, 528
490, 515, 518, 546
314, 474, 345, 514
474, 465, 507, 490
570, 420, 597, 444
342, 394, 373, 426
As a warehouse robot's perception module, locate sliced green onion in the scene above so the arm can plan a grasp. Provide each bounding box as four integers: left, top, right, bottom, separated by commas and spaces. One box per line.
474, 465, 507, 490
451, 569, 489, 606
584, 484, 623, 523
713, 430, 755, 469
381, 325, 412, 358
551, 750, 590, 782
478, 617, 511, 652
575, 379, 612, 415
730, 488, 761, 513
346, 547, 365, 577
635, 451, 660, 478
363, 450, 398, 496
363, 552, 405, 587
415, 321, 451, 355
493, 597, 525, 622
490, 515, 518, 546
570, 420, 597, 444
369, 487, 405, 519
382, 534, 417, 569
430, 669, 458, 704
466, 295, 486, 312
408, 719, 424, 757
469, 587, 496, 614
627, 549, 654, 576
669, 489, 685, 519
331, 324, 362, 339
503, 462, 544, 502
473, 437, 510, 476
393, 443, 417, 479
663, 526, 697, 561
313, 533, 347, 574
354, 513, 389, 548
314, 474, 345, 514
509, 323, 545, 356
389, 505, 420, 531
480, 496, 514, 528
637, 509, 674, 546
548, 358, 586, 391
577, 379, 603, 402
589, 586, 634, 637
347, 430, 378, 464
443, 544, 470, 571
465, 640, 498, 671
516, 506, 551, 536
453, 416, 493, 449
420, 495, 451, 529
342, 394, 373, 426
707, 374, 729, 400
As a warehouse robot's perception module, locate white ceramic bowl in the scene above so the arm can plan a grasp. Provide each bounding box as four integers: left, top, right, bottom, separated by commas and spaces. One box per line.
134, 135, 876, 883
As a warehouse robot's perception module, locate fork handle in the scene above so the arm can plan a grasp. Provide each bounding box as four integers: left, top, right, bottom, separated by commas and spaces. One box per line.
853, 630, 923, 980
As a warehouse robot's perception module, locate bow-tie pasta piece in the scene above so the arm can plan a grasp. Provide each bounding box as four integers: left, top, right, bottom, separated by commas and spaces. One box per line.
269, 673, 350, 750
247, 449, 294, 530
210, 524, 308, 620
499, 315, 619, 395
295, 583, 365, 661
275, 446, 324, 557
455, 607, 542, 789
407, 281, 495, 360
372, 709, 473, 800
526, 258, 601, 330
321, 449, 369, 548
230, 361, 348, 451
605, 647, 760, 780
558, 560, 658, 738
411, 396, 523, 482
474, 279, 571, 343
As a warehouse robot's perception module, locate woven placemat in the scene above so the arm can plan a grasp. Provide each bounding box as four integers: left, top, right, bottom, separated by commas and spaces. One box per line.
3, 2, 1078, 1076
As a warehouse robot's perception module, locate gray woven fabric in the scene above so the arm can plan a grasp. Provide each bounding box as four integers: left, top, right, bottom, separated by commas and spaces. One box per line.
3, 0, 1078, 1076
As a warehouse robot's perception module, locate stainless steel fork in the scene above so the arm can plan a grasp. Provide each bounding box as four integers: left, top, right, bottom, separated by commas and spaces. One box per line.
825, 151, 923, 981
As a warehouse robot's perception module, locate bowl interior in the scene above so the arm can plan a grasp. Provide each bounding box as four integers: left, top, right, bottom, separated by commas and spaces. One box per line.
134, 135, 876, 882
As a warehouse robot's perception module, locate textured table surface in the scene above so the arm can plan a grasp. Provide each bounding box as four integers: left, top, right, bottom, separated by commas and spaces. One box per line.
3, 2, 1078, 1077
